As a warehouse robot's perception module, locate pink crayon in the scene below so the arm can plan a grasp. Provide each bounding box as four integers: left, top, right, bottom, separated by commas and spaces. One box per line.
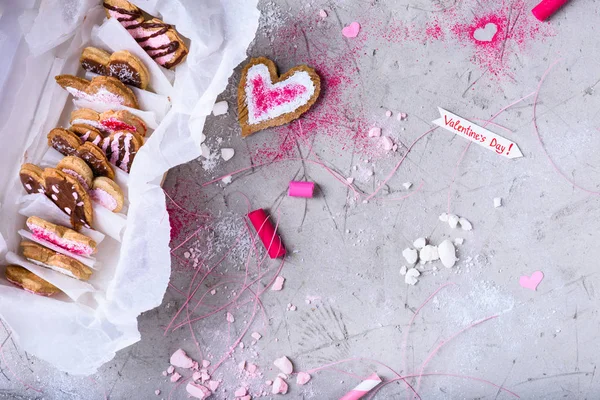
532, 0, 570, 21
247, 208, 286, 259
339, 373, 382, 400
288, 181, 315, 198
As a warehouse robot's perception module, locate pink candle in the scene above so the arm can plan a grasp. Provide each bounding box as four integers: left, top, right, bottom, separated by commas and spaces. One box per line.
288, 181, 315, 198
531, 0, 570, 21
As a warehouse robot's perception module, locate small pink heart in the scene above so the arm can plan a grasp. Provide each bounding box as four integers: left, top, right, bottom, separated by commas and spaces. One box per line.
519, 271, 544, 291
342, 22, 361, 38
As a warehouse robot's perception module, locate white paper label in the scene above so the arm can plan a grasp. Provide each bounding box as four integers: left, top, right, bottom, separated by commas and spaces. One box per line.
433, 107, 523, 159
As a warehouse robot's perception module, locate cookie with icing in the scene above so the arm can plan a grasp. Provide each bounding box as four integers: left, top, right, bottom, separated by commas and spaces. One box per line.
26, 216, 97, 256
80, 47, 111, 75
76, 142, 115, 180
57, 156, 94, 191
47, 128, 82, 156
101, 130, 144, 173
238, 57, 321, 137
20, 163, 46, 195
70, 108, 147, 137
5, 264, 61, 296
70, 124, 104, 145
20, 241, 93, 281
90, 177, 124, 213
55, 75, 139, 109
42, 168, 93, 230
135, 19, 188, 69
108, 50, 150, 89
100, 109, 147, 137
103, 0, 144, 28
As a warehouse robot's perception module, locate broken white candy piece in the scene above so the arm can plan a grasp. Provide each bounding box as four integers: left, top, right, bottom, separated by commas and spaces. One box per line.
212, 100, 229, 116
200, 143, 211, 159
192, 371, 202, 381
207, 380, 220, 392
413, 237, 426, 249
239, 361, 246, 370
494, 197, 502, 208
368, 127, 381, 137
155, 389, 161, 395
221, 175, 232, 184
272, 377, 289, 394
402, 248, 418, 265
405, 268, 420, 285
202, 360, 211, 368
459, 217, 473, 231
273, 356, 294, 374
454, 237, 464, 245
399, 265, 407, 275
385, 110, 392, 117
199, 132, 206, 144
265, 380, 273, 386
438, 240, 457, 269
221, 148, 235, 161
170, 349, 195, 369
247, 363, 258, 374
402, 182, 412, 190
439, 213, 449, 222
226, 312, 235, 323
235, 387, 248, 397
186, 382, 211, 399
381, 136, 394, 151
200, 372, 210, 382
319, 9, 327, 18
447, 214, 459, 229
271, 276, 285, 291
296, 372, 311, 385
346, 177, 354, 184
170, 372, 182, 382
251, 332, 262, 340
419, 245, 438, 262
278, 373, 288, 379
167, 365, 175, 374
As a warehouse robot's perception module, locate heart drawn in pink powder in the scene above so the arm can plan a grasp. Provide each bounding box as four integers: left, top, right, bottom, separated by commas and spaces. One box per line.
519, 271, 544, 291
473, 22, 498, 42
342, 22, 361, 38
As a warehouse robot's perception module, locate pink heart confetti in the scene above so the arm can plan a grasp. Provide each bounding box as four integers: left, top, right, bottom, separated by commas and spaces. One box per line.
342, 22, 361, 38
519, 271, 544, 291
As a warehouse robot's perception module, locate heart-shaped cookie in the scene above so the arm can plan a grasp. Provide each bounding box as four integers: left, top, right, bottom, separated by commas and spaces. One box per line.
238, 57, 321, 137
43, 168, 93, 230
20, 163, 46, 195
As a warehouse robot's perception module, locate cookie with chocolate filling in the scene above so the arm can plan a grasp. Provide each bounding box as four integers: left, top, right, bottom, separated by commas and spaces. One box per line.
76, 142, 116, 180
20, 163, 46, 195
80, 47, 111, 75
47, 128, 82, 156
108, 50, 149, 89
5, 264, 62, 296
70, 124, 104, 145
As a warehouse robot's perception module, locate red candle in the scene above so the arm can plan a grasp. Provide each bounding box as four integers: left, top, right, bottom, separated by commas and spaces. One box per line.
532, 0, 570, 21
247, 209, 286, 259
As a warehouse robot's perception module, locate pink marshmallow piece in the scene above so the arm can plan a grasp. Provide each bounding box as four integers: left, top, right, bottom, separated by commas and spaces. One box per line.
368, 127, 381, 137
202, 360, 210, 368
161, 371, 168, 376
272, 377, 289, 394
235, 387, 248, 397
381, 136, 394, 151
397, 112, 408, 121
319, 9, 327, 18
247, 363, 258, 374
170, 349, 195, 369
186, 382, 211, 399
385, 110, 392, 117
296, 372, 311, 385
271, 276, 285, 291
251, 332, 262, 340
170, 372, 182, 383
273, 356, 294, 374
167, 365, 175, 374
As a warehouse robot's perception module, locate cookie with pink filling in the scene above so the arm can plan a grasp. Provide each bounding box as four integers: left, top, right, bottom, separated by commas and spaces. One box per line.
55, 75, 139, 109
43, 168, 93, 230
20, 241, 93, 281
70, 124, 104, 146
69, 108, 106, 135
20, 163, 46, 195
70, 108, 147, 137
56, 156, 94, 191
238, 57, 321, 137
5, 264, 61, 296
103, 0, 144, 28
26, 216, 97, 256
90, 177, 124, 213
101, 130, 144, 172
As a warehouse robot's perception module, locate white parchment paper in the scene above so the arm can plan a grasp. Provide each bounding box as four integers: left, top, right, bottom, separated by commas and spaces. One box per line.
0, 0, 259, 375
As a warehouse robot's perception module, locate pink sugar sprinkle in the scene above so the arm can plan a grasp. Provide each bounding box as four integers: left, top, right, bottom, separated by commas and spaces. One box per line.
250, 75, 307, 119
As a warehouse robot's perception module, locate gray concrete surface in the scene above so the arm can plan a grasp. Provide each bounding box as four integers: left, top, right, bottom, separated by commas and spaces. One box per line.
2, 0, 600, 399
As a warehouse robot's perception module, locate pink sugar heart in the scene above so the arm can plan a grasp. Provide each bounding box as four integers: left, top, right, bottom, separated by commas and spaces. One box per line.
519, 271, 544, 291
342, 21, 361, 38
